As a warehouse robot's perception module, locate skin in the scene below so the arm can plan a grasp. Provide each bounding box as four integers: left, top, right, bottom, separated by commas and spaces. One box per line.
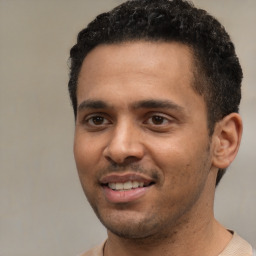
74, 41, 242, 256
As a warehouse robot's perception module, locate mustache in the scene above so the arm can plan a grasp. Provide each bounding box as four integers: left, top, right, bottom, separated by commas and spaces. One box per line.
96, 162, 160, 181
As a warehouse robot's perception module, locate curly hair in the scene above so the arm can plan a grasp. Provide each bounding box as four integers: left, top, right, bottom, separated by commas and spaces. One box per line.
68, 0, 243, 186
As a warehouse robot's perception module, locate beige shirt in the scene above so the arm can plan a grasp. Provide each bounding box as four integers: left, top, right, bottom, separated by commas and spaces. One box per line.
79, 233, 254, 256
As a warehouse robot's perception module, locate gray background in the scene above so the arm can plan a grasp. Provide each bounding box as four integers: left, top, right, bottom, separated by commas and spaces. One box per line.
0, 0, 255, 255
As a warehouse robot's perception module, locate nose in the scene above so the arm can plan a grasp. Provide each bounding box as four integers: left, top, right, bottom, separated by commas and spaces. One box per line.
103, 121, 145, 165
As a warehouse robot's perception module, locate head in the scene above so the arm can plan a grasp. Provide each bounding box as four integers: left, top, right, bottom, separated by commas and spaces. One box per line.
69, 0, 243, 240
68, 0, 242, 187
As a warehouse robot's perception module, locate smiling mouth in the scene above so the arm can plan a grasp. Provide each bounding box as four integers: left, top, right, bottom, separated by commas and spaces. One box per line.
104, 180, 154, 191
100, 173, 155, 203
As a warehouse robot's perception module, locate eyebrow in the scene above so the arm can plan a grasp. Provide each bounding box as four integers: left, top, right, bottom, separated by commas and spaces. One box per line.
77, 100, 110, 112
77, 99, 185, 113
132, 99, 185, 112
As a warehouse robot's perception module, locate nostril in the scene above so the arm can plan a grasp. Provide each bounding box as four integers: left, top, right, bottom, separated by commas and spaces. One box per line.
123, 156, 141, 164
105, 155, 141, 166
104, 156, 113, 163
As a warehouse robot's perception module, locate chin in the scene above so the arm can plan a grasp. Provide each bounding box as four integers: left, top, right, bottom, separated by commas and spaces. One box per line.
105, 222, 156, 239
96, 209, 164, 240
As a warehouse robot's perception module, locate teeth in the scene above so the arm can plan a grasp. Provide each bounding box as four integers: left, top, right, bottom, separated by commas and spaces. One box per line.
115, 183, 124, 190
108, 183, 116, 190
123, 181, 133, 190
132, 181, 139, 188
108, 181, 145, 191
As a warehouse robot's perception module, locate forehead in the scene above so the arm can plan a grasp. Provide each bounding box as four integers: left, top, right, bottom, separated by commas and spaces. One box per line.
77, 41, 200, 109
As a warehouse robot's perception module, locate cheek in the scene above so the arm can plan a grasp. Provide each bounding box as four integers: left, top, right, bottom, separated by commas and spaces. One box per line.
148, 137, 192, 167
73, 137, 100, 200
148, 135, 209, 184
73, 134, 100, 177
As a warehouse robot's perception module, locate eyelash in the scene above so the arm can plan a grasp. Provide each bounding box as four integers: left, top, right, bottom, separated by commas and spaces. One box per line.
81, 112, 174, 131
144, 114, 170, 126
84, 114, 112, 127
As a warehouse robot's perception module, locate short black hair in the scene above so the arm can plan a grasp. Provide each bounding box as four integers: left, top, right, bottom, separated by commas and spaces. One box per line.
68, 0, 243, 186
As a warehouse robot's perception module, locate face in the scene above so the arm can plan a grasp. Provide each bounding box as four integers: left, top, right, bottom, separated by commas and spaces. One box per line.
74, 41, 217, 240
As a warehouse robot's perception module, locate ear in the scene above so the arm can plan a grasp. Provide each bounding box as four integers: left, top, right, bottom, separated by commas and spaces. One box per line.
212, 113, 243, 169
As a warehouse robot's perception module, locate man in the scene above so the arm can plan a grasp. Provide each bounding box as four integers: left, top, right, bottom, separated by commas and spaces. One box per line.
68, 0, 255, 255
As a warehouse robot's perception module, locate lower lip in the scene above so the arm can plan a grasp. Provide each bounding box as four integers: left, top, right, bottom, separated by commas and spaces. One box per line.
102, 186, 150, 203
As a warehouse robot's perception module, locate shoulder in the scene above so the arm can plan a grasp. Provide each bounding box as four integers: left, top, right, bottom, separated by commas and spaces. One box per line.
78, 242, 105, 256
219, 232, 254, 256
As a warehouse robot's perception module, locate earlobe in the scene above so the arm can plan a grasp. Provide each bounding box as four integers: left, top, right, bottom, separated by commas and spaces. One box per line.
212, 113, 243, 169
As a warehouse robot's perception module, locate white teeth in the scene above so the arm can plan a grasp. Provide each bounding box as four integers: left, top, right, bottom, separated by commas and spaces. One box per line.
123, 181, 133, 190
132, 181, 139, 188
108, 183, 116, 190
115, 183, 124, 190
108, 181, 145, 190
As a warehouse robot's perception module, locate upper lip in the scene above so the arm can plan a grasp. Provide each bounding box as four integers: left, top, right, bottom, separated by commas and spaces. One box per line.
99, 172, 155, 185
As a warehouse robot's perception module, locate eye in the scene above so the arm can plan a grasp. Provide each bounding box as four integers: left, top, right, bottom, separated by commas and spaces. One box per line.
146, 115, 169, 125
149, 115, 168, 125
82, 114, 112, 130
143, 113, 176, 132
88, 116, 108, 126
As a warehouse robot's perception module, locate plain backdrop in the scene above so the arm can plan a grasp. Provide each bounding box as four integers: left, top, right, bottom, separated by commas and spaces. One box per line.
0, 0, 255, 255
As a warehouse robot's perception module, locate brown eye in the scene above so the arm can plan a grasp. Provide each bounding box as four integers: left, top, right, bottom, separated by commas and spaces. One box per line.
86, 115, 111, 127
143, 113, 175, 132
151, 116, 165, 125
91, 116, 105, 125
